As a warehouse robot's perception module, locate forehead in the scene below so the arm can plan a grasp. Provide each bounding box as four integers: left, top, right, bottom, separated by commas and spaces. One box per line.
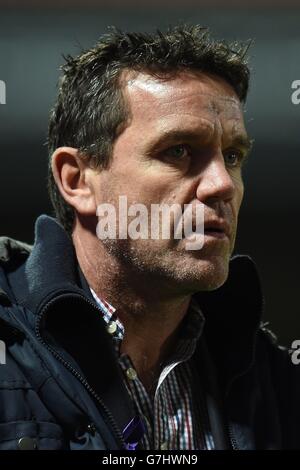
123, 71, 246, 137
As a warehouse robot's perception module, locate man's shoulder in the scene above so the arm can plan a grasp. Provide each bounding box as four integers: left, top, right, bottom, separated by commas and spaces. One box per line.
0, 236, 32, 266
0, 237, 32, 306
257, 324, 290, 359
256, 324, 300, 383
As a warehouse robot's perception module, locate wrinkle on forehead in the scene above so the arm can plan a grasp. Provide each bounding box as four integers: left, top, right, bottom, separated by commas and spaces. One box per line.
124, 71, 243, 124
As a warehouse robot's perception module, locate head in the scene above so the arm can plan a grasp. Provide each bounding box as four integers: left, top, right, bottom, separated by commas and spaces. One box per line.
48, 25, 251, 295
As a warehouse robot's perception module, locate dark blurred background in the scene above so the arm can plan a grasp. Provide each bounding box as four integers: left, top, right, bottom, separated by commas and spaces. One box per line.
0, 1, 299, 346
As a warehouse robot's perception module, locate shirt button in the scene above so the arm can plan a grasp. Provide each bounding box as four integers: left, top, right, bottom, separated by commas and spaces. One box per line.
126, 367, 137, 380
18, 437, 37, 450
107, 321, 117, 335
160, 441, 168, 450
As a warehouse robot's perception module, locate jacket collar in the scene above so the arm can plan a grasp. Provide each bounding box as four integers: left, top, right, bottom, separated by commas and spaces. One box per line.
4, 214, 264, 387
195, 254, 264, 390
6, 215, 86, 312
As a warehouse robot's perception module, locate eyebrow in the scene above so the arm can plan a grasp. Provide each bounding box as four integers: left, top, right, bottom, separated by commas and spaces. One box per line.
229, 135, 254, 155
147, 128, 254, 156
147, 129, 214, 151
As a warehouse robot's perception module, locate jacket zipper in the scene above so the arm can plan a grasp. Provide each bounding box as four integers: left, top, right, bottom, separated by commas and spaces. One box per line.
35, 292, 126, 449
226, 422, 238, 450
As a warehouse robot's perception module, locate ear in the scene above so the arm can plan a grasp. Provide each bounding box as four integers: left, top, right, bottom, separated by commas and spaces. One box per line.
51, 147, 97, 216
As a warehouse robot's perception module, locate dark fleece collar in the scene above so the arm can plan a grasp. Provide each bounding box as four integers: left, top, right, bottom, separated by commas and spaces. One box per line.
2, 214, 264, 384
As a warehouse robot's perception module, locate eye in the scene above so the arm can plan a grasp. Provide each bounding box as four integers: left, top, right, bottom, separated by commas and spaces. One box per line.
223, 149, 243, 167
164, 144, 191, 160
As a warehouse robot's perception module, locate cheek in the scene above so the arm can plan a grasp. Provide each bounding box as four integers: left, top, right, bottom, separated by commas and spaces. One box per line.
231, 172, 244, 211
237, 178, 244, 207
118, 166, 182, 205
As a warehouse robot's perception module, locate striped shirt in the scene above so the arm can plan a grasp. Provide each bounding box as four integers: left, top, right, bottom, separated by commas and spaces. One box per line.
91, 289, 214, 450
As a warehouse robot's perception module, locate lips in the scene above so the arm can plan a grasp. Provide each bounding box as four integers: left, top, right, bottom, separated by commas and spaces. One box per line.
204, 219, 231, 238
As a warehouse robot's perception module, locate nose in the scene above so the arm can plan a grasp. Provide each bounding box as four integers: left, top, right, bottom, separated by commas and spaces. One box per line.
195, 151, 235, 204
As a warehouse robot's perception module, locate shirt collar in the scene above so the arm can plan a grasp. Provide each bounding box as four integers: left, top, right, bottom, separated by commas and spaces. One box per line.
90, 288, 125, 340
90, 287, 205, 345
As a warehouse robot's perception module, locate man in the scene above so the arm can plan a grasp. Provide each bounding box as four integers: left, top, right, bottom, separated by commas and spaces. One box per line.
0, 25, 299, 451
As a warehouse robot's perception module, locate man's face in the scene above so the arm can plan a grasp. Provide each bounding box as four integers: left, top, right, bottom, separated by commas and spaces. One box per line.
89, 70, 250, 294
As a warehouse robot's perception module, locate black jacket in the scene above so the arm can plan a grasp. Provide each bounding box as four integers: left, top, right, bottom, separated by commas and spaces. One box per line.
0, 215, 299, 450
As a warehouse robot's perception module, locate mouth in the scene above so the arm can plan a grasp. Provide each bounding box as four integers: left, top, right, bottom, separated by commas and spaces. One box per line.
204, 227, 227, 239
204, 220, 230, 240
186, 217, 231, 245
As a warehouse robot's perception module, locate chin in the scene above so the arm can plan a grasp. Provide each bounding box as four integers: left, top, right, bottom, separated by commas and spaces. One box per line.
172, 254, 230, 294
199, 269, 229, 291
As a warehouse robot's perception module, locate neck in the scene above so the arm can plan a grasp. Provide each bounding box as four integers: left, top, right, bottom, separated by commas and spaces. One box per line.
72, 224, 191, 392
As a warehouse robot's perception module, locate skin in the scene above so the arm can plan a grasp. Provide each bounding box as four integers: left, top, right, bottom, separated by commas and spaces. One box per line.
51, 70, 251, 394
